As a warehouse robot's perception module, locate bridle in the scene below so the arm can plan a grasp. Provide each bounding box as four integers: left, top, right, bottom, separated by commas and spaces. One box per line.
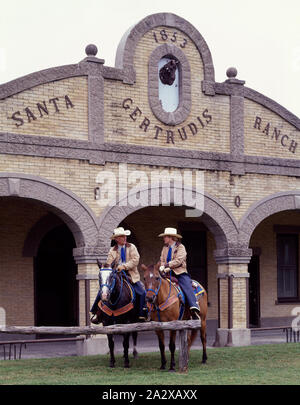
145, 271, 172, 320
145, 275, 162, 305
99, 267, 123, 306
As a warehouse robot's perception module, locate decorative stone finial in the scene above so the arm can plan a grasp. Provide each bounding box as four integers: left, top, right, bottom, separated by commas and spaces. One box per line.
226, 67, 238, 79
85, 44, 98, 57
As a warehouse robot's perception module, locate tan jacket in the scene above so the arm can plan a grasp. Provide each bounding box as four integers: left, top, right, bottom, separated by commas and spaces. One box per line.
160, 242, 187, 275
106, 242, 140, 283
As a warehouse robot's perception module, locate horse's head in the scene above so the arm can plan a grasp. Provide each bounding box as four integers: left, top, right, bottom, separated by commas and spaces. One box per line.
99, 263, 116, 303
141, 262, 161, 305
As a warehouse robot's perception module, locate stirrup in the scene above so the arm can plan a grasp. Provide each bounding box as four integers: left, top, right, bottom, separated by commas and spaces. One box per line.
190, 306, 200, 320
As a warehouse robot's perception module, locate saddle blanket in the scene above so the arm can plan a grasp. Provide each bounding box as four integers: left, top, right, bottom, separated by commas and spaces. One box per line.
192, 279, 205, 297
171, 279, 205, 304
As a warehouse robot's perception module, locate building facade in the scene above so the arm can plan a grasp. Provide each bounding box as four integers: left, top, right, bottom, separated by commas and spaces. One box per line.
0, 13, 300, 346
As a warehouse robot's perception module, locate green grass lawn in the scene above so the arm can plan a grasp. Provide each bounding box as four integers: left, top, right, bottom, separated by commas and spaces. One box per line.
0, 343, 299, 385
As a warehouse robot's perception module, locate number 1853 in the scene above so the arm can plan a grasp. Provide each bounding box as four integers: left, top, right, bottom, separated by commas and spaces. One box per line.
152, 29, 188, 49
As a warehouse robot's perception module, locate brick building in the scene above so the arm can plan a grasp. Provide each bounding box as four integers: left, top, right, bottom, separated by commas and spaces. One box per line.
0, 13, 299, 346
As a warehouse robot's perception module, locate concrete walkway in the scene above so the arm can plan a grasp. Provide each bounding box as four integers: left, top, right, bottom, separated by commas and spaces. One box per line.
0, 329, 292, 360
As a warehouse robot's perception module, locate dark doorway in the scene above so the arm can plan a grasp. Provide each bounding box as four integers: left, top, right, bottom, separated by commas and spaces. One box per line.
34, 224, 78, 326
180, 229, 207, 290
248, 254, 260, 327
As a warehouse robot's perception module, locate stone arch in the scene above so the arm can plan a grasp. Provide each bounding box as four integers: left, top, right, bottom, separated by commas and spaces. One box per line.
115, 12, 215, 84
98, 184, 238, 255
0, 173, 98, 248
239, 190, 300, 247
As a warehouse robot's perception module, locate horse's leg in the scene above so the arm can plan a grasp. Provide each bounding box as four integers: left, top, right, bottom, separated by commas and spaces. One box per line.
200, 318, 207, 364
156, 330, 167, 370
107, 334, 115, 368
132, 332, 138, 359
168, 330, 176, 372
123, 333, 130, 368
188, 329, 198, 352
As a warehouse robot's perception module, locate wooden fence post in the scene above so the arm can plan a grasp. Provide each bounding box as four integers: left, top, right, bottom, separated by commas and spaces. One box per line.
179, 329, 189, 373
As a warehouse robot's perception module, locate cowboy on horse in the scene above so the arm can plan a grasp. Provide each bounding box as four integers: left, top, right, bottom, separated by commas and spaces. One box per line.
90, 227, 147, 323
158, 227, 201, 320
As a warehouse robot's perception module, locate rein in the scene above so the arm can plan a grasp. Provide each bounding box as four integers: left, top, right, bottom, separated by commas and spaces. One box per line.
99, 268, 135, 317
99, 268, 122, 306
146, 271, 176, 321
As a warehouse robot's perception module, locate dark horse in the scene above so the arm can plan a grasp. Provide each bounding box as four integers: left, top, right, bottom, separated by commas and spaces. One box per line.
96, 262, 139, 368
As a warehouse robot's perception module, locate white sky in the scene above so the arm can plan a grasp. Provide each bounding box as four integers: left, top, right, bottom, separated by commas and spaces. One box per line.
0, 0, 299, 117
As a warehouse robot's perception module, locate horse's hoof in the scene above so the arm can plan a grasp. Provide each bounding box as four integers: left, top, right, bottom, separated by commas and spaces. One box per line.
133, 350, 138, 359
109, 363, 115, 368
160, 365, 166, 370
168, 368, 176, 373
202, 360, 207, 364
124, 364, 130, 369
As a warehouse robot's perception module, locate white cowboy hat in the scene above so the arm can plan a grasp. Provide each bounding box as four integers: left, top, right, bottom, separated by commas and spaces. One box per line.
158, 227, 182, 239
110, 227, 131, 239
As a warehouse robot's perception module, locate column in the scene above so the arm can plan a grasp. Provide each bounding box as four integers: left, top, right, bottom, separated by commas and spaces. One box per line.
214, 251, 251, 347
73, 248, 108, 356
76, 263, 99, 327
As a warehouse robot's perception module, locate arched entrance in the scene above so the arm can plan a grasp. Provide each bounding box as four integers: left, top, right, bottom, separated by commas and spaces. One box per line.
98, 184, 239, 255
239, 191, 300, 327
0, 173, 99, 327
34, 224, 78, 326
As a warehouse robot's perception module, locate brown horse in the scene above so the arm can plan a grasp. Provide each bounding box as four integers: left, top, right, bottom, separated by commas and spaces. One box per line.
141, 262, 208, 371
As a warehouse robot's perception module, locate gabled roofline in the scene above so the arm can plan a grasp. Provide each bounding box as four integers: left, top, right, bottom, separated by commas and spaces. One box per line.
0, 12, 298, 132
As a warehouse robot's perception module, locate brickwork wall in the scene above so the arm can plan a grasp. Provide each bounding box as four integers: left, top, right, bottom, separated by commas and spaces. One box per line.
244, 99, 300, 159
0, 77, 88, 140
3, 154, 300, 223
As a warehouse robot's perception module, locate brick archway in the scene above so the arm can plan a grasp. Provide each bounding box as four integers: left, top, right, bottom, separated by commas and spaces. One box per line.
98, 184, 238, 256
239, 190, 300, 247
0, 173, 98, 249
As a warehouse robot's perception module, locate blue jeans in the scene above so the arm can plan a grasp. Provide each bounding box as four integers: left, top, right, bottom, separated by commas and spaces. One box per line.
133, 281, 146, 317
174, 272, 198, 309
90, 281, 146, 316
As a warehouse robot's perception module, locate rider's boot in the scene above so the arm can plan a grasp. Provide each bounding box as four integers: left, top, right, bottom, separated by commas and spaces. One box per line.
138, 307, 148, 322
190, 305, 201, 320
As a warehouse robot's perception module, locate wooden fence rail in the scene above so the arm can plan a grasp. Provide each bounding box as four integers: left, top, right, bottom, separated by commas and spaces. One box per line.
0, 320, 201, 372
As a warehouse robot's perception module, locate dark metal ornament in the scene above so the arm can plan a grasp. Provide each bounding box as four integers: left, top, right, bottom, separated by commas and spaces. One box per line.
159, 59, 179, 85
